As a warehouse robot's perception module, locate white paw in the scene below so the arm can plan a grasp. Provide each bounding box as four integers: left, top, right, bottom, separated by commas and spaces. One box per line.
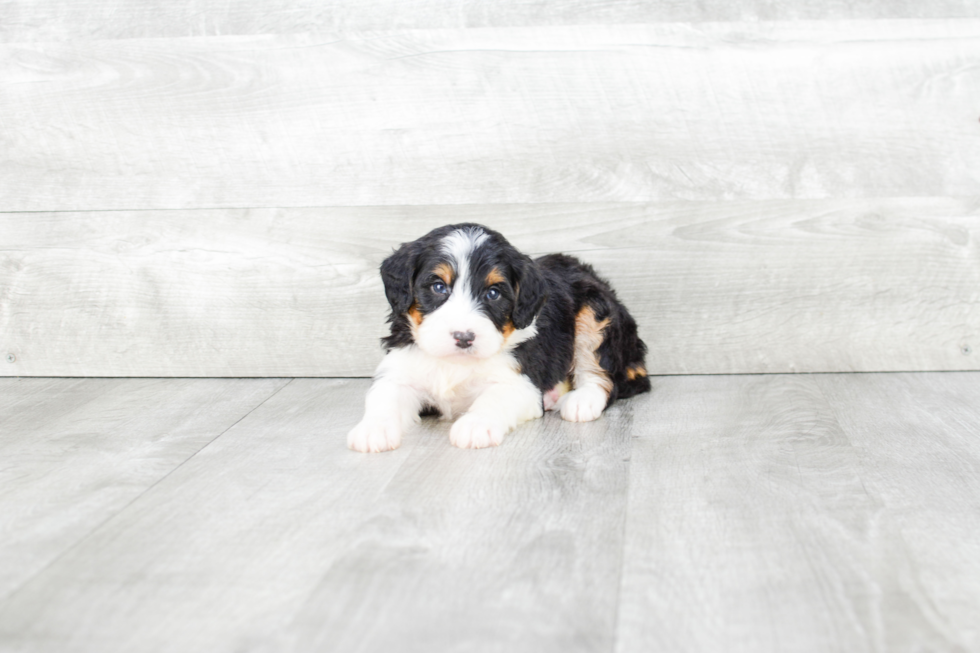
449, 413, 506, 449
347, 416, 402, 453
559, 386, 608, 423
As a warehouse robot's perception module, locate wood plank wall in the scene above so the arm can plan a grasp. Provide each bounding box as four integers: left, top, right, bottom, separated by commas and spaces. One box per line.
1, 4, 979, 376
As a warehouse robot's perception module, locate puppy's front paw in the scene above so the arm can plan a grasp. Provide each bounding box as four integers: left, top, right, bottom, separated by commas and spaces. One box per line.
347, 416, 402, 453
559, 386, 608, 423
449, 413, 506, 449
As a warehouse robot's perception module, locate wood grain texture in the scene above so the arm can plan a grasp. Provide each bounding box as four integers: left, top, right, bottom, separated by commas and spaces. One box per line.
815, 372, 980, 652
615, 373, 979, 653
2, 198, 978, 376
0, 377, 632, 653
0, 377, 287, 603
2, 21, 979, 211
5, 0, 980, 40
0, 379, 410, 653
278, 395, 632, 653
2, 374, 979, 652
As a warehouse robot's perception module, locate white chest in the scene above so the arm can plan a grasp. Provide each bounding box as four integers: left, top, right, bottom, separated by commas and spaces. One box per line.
377, 346, 523, 419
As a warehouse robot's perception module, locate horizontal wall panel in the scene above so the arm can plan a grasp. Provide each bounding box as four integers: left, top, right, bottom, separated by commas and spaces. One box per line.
2, 21, 978, 212
1, 198, 977, 376
4, 1, 979, 41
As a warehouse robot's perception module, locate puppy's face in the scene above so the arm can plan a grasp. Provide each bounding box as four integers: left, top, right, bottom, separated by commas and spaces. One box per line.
380, 224, 545, 360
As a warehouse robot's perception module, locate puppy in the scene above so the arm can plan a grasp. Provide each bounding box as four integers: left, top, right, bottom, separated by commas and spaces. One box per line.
347, 223, 650, 452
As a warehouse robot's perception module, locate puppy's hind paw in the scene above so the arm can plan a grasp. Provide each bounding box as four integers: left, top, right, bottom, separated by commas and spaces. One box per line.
347, 417, 402, 453
559, 386, 608, 423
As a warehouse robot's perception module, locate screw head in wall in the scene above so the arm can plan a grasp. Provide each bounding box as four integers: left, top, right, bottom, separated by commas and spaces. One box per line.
5, 353, 15, 363
962, 345, 973, 356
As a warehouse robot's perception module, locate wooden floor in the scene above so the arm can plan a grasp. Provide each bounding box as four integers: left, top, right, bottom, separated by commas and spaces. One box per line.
1, 374, 978, 652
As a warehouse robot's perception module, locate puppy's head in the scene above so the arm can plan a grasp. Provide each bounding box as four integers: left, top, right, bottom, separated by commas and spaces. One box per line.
380, 224, 545, 360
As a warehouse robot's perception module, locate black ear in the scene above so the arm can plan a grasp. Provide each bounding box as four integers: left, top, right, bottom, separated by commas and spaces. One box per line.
379, 242, 420, 315
512, 256, 547, 329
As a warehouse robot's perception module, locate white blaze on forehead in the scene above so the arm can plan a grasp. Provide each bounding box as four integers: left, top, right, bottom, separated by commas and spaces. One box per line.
416, 226, 502, 359
440, 227, 488, 297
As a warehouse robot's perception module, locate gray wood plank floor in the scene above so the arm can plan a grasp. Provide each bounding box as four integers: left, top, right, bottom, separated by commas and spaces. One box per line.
1, 374, 977, 652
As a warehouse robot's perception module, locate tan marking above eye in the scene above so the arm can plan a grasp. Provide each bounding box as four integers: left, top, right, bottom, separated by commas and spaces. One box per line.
485, 267, 506, 286
433, 263, 454, 285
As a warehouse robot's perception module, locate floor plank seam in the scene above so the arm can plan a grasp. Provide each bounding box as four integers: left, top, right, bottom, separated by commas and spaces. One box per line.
609, 431, 634, 653
0, 378, 296, 607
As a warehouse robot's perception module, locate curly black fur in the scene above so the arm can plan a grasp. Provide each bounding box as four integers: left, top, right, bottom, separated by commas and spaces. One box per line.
377, 223, 650, 409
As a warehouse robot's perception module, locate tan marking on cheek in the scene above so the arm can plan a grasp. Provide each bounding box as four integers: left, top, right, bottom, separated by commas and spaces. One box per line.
626, 365, 647, 380
407, 303, 423, 326
433, 263, 454, 286
486, 267, 506, 286
571, 306, 613, 395
502, 320, 515, 339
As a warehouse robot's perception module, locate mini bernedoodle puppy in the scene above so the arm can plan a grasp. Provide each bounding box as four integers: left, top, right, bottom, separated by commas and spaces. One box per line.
348, 223, 650, 452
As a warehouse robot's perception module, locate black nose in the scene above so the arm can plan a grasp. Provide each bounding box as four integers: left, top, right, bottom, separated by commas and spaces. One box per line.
453, 331, 475, 349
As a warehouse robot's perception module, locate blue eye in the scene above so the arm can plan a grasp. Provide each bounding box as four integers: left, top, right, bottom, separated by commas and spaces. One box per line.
432, 282, 448, 295
485, 287, 501, 301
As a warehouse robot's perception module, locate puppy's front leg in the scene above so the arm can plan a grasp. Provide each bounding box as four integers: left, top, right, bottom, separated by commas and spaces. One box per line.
450, 375, 543, 449
347, 379, 422, 453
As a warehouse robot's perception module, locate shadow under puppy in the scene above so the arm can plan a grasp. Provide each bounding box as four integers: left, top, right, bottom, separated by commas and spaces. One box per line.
348, 223, 650, 452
